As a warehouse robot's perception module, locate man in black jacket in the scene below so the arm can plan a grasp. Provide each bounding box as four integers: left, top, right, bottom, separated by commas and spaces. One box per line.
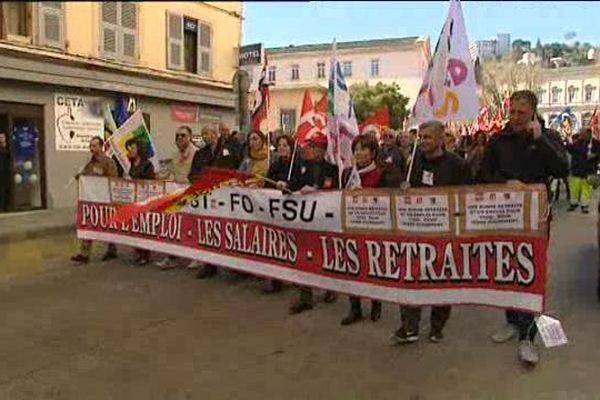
284, 133, 339, 314
566, 127, 600, 213
191, 124, 244, 279
392, 120, 471, 345
479, 90, 568, 366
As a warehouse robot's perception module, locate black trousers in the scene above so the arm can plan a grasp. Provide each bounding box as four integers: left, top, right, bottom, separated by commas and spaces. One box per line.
0, 176, 9, 211
506, 310, 537, 341
349, 296, 380, 313
400, 305, 451, 334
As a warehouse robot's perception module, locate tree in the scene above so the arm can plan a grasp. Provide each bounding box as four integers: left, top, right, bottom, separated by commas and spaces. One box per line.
479, 58, 542, 108
350, 82, 410, 130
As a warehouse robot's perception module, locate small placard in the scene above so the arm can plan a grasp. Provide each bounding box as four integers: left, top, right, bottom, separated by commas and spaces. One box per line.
344, 194, 392, 230
109, 179, 136, 203
395, 194, 450, 232
136, 181, 165, 203
465, 191, 525, 231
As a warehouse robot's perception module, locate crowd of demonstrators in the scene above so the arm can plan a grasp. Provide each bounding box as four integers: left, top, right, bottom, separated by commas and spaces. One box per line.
0, 132, 10, 212
479, 90, 568, 365
126, 137, 156, 266
392, 121, 471, 344
71, 136, 119, 264
69, 91, 581, 367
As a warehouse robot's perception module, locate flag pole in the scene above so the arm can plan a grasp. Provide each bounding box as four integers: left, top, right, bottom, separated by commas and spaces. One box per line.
287, 138, 298, 181
405, 134, 419, 185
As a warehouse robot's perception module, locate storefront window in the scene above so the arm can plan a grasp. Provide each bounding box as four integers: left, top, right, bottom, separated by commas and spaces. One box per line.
0, 102, 45, 213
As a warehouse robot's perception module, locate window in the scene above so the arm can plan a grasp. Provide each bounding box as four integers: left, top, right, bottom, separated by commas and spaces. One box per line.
536, 89, 547, 105
585, 85, 596, 103
280, 109, 296, 134
268, 66, 276, 83
291, 64, 299, 81
183, 18, 198, 73
567, 86, 579, 103
343, 61, 352, 77
370, 59, 379, 77
317, 62, 325, 79
0, 2, 32, 42
551, 87, 562, 104
101, 2, 138, 62
37, 2, 65, 49
167, 12, 212, 74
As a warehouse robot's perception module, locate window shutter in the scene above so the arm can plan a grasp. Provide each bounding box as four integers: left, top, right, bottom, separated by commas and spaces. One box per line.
120, 2, 137, 60
101, 2, 119, 58
166, 12, 183, 70
198, 22, 212, 74
38, 2, 64, 48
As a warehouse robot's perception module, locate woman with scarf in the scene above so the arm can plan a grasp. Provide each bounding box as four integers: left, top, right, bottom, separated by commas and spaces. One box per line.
239, 130, 269, 186
262, 134, 297, 294
340, 135, 399, 326
126, 137, 155, 266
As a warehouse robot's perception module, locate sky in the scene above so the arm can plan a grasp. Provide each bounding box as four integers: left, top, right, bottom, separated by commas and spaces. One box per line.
242, 1, 600, 48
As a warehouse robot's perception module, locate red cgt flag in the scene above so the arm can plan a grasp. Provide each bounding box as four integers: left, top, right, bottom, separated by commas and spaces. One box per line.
358, 105, 390, 137
296, 90, 317, 145
110, 168, 258, 226
591, 107, 599, 140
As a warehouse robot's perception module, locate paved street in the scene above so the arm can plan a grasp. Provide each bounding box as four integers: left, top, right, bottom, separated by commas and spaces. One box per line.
0, 200, 599, 400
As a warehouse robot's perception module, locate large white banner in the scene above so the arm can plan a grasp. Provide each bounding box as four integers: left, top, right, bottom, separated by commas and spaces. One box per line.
55, 94, 105, 151
411, 0, 479, 124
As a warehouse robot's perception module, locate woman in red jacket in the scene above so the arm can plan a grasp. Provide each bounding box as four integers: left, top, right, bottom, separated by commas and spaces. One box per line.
340, 135, 401, 325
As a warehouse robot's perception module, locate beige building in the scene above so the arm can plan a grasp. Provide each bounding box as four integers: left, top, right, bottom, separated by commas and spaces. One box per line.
0, 2, 242, 213
263, 37, 431, 134
536, 65, 600, 128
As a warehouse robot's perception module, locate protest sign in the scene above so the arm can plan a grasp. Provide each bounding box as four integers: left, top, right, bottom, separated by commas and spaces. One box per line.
77, 177, 549, 312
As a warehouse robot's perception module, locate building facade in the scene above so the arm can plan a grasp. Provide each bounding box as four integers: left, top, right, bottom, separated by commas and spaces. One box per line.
536, 65, 600, 129
262, 37, 431, 134
469, 33, 511, 61
0, 1, 242, 213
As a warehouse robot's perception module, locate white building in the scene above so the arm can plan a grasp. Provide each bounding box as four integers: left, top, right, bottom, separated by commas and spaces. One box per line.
260, 36, 431, 134
470, 34, 511, 61
536, 65, 600, 128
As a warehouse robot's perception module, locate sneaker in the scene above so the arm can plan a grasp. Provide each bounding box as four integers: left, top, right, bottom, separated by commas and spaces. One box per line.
100, 251, 117, 262
155, 257, 174, 269
391, 328, 419, 344
567, 204, 578, 212
70, 254, 89, 264
491, 324, 517, 343
428, 331, 444, 343
518, 340, 539, 365
340, 310, 363, 326
186, 260, 203, 270
289, 300, 313, 315
323, 291, 338, 304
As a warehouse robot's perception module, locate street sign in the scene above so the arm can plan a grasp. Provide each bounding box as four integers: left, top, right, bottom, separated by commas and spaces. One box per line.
239, 43, 262, 66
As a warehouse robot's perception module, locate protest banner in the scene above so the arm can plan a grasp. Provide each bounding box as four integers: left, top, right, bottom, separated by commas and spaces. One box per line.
77, 176, 549, 313
107, 110, 159, 175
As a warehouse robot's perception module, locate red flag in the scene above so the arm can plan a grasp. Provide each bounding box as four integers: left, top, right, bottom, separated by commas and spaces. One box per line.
252, 57, 270, 131
358, 105, 390, 138
313, 94, 328, 130
110, 168, 257, 226
296, 90, 317, 145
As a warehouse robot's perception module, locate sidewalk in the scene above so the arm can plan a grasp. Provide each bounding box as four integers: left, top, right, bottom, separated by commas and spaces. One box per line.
0, 207, 76, 242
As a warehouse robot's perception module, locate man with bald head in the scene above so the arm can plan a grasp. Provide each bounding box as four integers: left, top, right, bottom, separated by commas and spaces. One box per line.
392, 120, 471, 345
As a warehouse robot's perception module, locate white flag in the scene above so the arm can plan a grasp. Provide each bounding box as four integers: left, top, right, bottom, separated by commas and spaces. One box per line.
411, 0, 479, 124
326, 39, 360, 185
345, 166, 362, 189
